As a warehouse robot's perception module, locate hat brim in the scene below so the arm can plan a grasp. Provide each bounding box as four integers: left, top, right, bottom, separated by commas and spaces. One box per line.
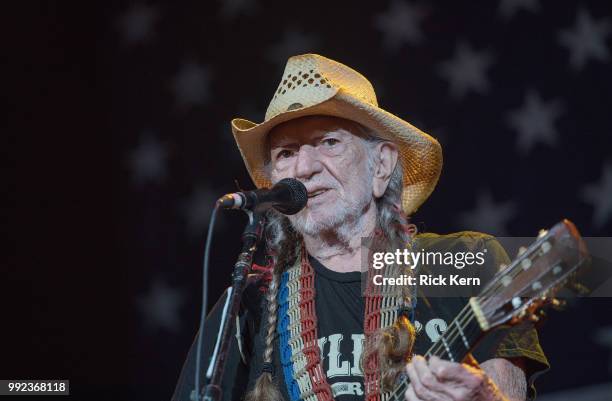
231, 90, 442, 215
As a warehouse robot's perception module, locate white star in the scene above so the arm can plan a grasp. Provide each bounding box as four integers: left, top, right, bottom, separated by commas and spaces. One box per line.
506, 90, 563, 155
498, 0, 540, 21
266, 29, 319, 65
437, 41, 494, 99
558, 8, 612, 71
128, 134, 168, 185
137, 279, 186, 332
457, 192, 517, 236
219, 0, 258, 19
374, 0, 427, 50
581, 163, 612, 229
117, 3, 159, 45
181, 184, 220, 237
172, 62, 212, 108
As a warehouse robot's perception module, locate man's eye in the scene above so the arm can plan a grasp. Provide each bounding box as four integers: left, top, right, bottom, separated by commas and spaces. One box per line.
322, 138, 340, 147
276, 149, 293, 159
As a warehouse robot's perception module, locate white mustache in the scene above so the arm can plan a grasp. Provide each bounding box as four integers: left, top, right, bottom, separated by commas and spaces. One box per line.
301, 181, 336, 193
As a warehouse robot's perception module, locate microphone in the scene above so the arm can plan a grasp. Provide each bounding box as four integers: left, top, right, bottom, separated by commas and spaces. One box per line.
217, 178, 307, 215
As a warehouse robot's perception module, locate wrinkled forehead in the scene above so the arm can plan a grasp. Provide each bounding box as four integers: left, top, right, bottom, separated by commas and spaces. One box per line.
267, 115, 371, 149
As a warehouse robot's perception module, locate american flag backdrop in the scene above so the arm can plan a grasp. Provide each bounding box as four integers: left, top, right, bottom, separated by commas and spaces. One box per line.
10, 1, 612, 400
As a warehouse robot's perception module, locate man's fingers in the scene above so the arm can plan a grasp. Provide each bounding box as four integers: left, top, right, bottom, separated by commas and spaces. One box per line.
405, 360, 426, 399
407, 356, 453, 401
429, 356, 479, 382
428, 356, 461, 381
412, 356, 448, 394
428, 356, 488, 400
404, 384, 420, 401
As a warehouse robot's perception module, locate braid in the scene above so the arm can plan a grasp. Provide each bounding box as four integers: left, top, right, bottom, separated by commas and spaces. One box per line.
245, 271, 283, 401
246, 209, 301, 401
263, 273, 280, 367
363, 146, 418, 391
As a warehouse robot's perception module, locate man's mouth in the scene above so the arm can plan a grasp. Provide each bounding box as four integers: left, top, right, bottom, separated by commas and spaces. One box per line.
307, 189, 328, 199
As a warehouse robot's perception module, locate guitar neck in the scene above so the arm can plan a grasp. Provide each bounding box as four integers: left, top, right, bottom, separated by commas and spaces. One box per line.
388, 301, 484, 401
387, 220, 590, 401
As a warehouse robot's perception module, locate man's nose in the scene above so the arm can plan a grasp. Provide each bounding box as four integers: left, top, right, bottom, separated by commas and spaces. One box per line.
294, 145, 323, 180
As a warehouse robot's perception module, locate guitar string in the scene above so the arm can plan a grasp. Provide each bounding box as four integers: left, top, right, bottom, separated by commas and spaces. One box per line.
425, 302, 475, 360
478, 246, 542, 315
481, 236, 587, 314
424, 240, 551, 370
413, 266, 502, 362
402, 249, 534, 383
389, 304, 473, 399
417, 257, 522, 365
387, 304, 477, 401
388, 240, 552, 400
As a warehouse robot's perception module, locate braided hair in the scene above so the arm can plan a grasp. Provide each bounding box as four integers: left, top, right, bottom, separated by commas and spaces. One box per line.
245, 212, 300, 401
245, 272, 283, 401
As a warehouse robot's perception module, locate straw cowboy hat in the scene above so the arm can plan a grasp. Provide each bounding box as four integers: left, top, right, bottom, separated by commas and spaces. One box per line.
231, 53, 442, 215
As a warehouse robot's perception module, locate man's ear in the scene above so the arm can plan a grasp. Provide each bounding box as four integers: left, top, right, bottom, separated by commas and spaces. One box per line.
372, 142, 399, 198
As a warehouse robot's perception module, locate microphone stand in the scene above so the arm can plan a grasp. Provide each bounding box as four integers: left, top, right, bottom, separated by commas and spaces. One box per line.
195, 210, 265, 401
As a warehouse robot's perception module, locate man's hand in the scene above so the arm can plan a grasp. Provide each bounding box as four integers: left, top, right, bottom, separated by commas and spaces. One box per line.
404, 355, 507, 401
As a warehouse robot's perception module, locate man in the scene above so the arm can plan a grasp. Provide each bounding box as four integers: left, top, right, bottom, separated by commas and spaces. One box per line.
172, 54, 548, 401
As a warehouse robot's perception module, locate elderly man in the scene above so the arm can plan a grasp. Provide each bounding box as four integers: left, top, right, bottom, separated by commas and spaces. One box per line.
172, 54, 548, 401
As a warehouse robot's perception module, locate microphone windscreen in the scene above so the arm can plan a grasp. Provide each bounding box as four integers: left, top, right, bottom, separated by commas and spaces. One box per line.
275, 178, 307, 215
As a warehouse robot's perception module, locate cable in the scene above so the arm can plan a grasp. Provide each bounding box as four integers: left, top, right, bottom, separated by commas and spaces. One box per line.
194, 204, 219, 401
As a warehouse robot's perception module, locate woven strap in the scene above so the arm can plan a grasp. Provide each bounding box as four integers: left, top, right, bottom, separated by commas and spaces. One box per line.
276, 246, 410, 401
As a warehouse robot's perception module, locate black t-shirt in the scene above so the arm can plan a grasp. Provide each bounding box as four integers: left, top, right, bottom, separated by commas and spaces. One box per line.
310, 256, 365, 401
172, 232, 550, 401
